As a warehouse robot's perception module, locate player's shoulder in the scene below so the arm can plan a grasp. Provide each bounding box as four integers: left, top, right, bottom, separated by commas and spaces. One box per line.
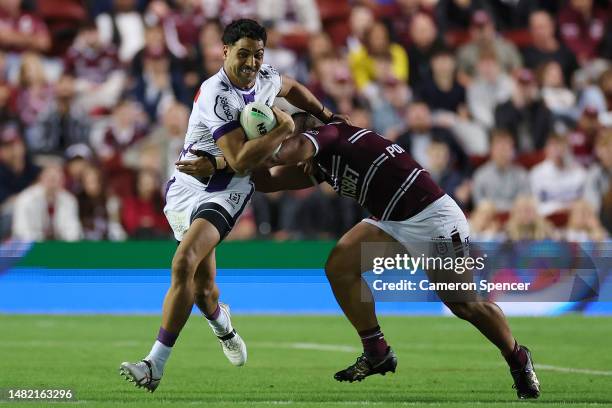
201, 69, 235, 96
258, 64, 280, 81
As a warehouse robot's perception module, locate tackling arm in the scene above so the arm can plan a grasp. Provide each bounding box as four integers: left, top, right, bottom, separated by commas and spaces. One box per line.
252, 165, 316, 193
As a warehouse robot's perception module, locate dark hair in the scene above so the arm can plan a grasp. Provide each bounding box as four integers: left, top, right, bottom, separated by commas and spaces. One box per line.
222, 19, 267, 46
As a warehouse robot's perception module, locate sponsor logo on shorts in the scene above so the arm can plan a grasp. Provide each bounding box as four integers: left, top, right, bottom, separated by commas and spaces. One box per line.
225, 192, 241, 209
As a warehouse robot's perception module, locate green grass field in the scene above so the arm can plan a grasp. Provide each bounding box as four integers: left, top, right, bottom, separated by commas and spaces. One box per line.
0, 314, 611, 407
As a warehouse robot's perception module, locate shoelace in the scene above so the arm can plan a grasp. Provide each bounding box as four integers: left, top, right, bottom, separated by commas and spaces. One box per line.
348, 355, 372, 376
222, 337, 241, 352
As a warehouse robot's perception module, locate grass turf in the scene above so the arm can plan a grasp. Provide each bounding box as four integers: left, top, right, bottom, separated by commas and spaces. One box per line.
0, 314, 610, 407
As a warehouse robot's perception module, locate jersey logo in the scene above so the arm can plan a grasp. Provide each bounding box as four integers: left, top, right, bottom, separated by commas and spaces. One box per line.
214, 94, 234, 121
259, 68, 270, 78
220, 81, 230, 92
339, 165, 360, 199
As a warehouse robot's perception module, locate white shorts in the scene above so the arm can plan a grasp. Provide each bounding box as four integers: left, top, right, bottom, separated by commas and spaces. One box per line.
364, 194, 470, 259
163, 176, 255, 241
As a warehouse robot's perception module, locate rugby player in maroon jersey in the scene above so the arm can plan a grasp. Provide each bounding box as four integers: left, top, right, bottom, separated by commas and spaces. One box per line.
183, 112, 540, 399
259, 113, 539, 399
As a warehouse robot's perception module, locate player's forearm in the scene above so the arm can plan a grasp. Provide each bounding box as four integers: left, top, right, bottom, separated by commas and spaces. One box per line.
273, 135, 315, 166
232, 122, 293, 173
252, 166, 314, 193
283, 80, 333, 123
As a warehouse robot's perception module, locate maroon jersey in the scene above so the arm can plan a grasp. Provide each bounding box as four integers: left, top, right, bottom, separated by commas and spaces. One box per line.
304, 123, 444, 221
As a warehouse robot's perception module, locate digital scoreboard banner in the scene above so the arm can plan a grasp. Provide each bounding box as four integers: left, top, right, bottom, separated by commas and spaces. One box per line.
1, 240, 611, 315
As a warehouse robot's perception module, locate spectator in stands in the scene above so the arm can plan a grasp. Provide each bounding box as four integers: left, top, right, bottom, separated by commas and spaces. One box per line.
522, 10, 578, 86
130, 44, 185, 121
77, 164, 126, 241
251, 191, 297, 239
436, 0, 491, 33
349, 21, 408, 92
558, 0, 609, 65
370, 75, 410, 140
64, 22, 125, 111
529, 133, 587, 216
563, 199, 607, 242
346, 5, 374, 52
416, 46, 467, 115
197, 20, 225, 81
467, 47, 513, 130
63, 143, 94, 195
0, 122, 40, 239
407, 13, 444, 88
538, 60, 576, 123
495, 68, 554, 152
577, 67, 612, 127
260, 23, 298, 77
257, 0, 322, 38
148, 0, 205, 60
426, 137, 471, 208
397, 102, 469, 172
12, 160, 82, 241
505, 195, 555, 241
90, 99, 148, 171
27, 73, 90, 156
96, 0, 145, 63
456, 10, 522, 79
311, 56, 359, 116
14, 52, 54, 139
567, 106, 601, 166
0, 78, 16, 123
123, 102, 188, 182
388, 0, 432, 49
472, 128, 529, 211
120, 168, 170, 239
0, 0, 51, 56
301, 31, 334, 84
469, 200, 503, 241
206, 0, 258, 26
288, 184, 364, 239
584, 128, 611, 228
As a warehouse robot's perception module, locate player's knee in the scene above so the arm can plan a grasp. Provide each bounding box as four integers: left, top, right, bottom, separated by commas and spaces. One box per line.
445, 302, 482, 321
171, 251, 197, 286
325, 252, 345, 281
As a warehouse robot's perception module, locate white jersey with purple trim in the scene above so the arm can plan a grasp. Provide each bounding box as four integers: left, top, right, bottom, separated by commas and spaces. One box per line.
173, 64, 282, 192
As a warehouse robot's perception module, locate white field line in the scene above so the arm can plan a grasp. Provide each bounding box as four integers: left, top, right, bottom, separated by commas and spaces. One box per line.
535, 364, 612, 376
253, 342, 612, 377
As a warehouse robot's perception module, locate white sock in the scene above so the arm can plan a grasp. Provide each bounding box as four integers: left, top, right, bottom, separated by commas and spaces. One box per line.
206, 305, 232, 337
146, 340, 172, 373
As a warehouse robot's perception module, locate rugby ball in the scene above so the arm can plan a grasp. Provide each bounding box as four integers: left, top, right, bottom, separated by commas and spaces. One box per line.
240, 102, 277, 140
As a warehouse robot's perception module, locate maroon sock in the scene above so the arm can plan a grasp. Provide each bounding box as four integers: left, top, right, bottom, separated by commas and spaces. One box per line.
359, 325, 388, 359
157, 327, 179, 347
203, 304, 220, 320
506, 341, 528, 370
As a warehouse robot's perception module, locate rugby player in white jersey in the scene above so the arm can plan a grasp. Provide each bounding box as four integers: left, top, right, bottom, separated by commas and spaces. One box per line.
119, 19, 348, 392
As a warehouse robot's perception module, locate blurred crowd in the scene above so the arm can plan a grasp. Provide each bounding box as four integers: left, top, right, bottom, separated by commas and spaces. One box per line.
0, 0, 611, 243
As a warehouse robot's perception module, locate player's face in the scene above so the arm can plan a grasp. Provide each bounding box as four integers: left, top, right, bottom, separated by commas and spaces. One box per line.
224, 38, 264, 88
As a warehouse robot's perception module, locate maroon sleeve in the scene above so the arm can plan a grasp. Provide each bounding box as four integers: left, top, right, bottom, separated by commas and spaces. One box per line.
302, 125, 339, 157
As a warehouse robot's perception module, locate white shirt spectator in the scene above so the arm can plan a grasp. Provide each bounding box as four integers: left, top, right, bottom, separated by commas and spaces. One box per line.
529, 159, 587, 216
12, 184, 81, 241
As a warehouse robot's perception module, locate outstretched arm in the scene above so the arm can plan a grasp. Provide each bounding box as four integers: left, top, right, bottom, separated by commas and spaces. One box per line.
279, 75, 351, 124
252, 165, 316, 193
